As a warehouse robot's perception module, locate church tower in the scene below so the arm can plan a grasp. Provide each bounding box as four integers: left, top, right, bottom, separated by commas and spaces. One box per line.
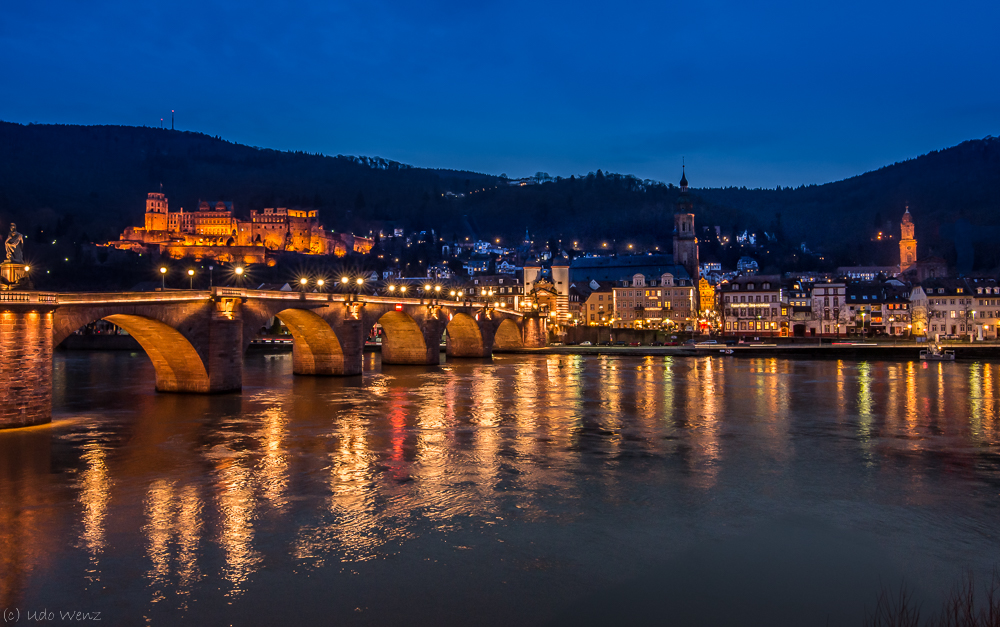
899, 206, 916, 273
144, 191, 169, 232
673, 166, 699, 283
673, 166, 700, 313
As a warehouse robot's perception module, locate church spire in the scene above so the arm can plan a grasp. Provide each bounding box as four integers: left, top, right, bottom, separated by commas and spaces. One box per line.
679, 161, 688, 192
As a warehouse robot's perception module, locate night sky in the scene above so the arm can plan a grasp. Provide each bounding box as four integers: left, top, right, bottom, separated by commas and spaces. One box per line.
3, 0, 998, 187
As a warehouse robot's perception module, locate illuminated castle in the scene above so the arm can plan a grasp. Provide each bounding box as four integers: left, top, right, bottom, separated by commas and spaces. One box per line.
113, 191, 373, 262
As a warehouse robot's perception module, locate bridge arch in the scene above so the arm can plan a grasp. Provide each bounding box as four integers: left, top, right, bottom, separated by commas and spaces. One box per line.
274, 308, 348, 376
101, 314, 211, 393
493, 318, 523, 351
445, 312, 486, 358
377, 310, 435, 365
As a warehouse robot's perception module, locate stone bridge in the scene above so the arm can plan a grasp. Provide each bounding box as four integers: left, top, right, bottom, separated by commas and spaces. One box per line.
0, 288, 547, 429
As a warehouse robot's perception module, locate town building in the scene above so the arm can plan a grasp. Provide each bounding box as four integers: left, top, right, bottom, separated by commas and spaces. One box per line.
912, 278, 998, 340
836, 266, 898, 281
612, 270, 695, 330
718, 275, 784, 337
844, 281, 911, 336
810, 281, 848, 336
468, 275, 524, 310
698, 278, 715, 314
784, 279, 814, 337
581, 281, 615, 325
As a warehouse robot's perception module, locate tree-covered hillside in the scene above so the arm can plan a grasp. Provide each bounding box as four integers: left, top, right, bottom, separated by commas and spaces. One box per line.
2, 122, 998, 276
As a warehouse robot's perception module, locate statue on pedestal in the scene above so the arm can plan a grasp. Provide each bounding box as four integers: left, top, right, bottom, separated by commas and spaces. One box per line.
5, 223, 24, 263
1, 223, 29, 289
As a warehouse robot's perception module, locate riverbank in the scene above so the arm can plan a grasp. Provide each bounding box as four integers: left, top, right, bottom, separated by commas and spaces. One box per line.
58, 335, 1000, 361
504, 342, 1000, 361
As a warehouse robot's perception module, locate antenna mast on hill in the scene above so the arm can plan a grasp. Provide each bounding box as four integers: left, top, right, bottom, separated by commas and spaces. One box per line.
171, 110, 174, 131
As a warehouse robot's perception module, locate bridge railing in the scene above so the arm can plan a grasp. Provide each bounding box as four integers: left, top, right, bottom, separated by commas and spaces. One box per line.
1, 288, 523, 317
0, 291, 58, 304
55, 291, 213, 305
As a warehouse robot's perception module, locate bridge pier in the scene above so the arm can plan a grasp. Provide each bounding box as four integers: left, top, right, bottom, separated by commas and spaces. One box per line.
204, 305, 244, 392
521, 315, 548, 348
0, 309, 54, 429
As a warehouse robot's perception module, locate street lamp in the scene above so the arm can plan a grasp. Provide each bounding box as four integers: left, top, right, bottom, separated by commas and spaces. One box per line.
317, 279, 325, 291
208, 264, 214, 288
187, 268, 195, 289
400, 286, 407, 295
160, 266, 167, 289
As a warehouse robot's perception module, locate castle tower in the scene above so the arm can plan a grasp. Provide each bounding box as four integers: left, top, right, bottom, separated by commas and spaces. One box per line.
144, 192, 169, 232
899, 206, 917, 274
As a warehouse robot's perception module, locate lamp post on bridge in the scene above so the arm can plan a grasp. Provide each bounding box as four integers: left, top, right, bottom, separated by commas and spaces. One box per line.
159, 266, 167, 290
187, 269, 194, 290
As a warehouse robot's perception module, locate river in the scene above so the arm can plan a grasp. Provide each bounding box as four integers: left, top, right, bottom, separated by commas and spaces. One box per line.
2, 352, 999, 626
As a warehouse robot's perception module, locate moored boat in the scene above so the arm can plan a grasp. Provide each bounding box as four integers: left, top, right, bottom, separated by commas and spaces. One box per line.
920, 346, 955, 361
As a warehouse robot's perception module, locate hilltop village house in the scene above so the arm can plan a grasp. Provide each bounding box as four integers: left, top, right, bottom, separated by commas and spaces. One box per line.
110, 191, 373, 263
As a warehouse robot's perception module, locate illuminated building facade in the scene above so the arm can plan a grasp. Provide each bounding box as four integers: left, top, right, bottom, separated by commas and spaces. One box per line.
719, 275, 784, 337
112, 191, 352, 262
612, 271, 695, 329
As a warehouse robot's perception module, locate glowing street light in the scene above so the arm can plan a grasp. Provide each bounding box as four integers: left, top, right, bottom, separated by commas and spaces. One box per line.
187, 268, 195, 289
159, 266, 167, 289
400, 286, 407, 294
317, 279, 325, 290
389, 285, 396, 293
356, 277, 364, 286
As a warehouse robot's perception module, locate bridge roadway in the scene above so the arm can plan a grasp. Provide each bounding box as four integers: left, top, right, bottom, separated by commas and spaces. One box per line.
0, 288, 548, 429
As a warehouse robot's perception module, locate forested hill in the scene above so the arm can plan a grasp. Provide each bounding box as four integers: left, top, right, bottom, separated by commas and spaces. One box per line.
1, 122, 999, 273
696, 136, 1000, 272
0, 122, 500, 242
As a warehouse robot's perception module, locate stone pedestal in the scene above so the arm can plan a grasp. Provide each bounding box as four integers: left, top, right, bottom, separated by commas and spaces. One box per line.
0, 310, 54, 429
0, 262, 28, 289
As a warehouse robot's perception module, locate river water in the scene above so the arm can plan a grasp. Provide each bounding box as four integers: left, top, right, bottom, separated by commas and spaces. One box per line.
2, 352, 1000, 626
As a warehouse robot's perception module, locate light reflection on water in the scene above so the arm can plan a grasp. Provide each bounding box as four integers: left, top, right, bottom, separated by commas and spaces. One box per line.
2, 353, 1000, 626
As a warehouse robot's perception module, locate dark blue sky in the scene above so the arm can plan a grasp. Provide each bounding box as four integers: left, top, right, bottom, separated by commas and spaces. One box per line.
3, 1, 998, 187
